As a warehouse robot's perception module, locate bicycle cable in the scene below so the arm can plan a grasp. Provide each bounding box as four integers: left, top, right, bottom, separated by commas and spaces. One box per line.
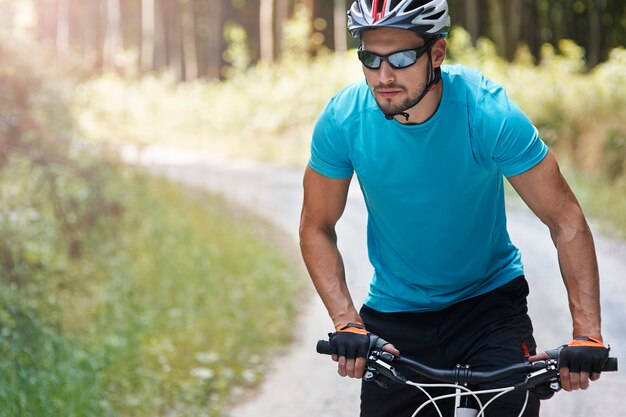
405, 381, 529, 417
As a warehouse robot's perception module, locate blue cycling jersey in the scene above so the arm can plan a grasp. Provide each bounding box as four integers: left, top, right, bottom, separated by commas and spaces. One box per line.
309, 64, 548, 312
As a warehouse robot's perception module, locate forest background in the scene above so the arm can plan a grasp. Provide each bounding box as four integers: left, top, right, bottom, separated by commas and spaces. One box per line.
1, 1, 625, 417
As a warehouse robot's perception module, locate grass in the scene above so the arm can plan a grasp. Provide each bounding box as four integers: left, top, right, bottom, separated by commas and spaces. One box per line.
2, 30, 306, 417
0, 170, 306, 417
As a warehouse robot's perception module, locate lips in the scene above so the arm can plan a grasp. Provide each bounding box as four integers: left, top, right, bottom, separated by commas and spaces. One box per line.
375, 88, 403, 99
378, 90, 400, 98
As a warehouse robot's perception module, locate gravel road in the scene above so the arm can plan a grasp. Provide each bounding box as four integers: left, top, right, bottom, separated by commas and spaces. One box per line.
126, 145, 626, 417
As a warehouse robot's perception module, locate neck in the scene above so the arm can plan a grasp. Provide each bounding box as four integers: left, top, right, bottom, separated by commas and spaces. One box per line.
394, 81, 443, 125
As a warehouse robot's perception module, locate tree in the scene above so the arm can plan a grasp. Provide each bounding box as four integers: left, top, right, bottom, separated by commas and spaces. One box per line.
56, 0, 70, 55
103, 0, 122, 70
334, 0, 347, 53
463, 0, 480, 45
162, 0, 183, 79
486, 0, 523, 60
180, 0, 198, 80
275, 0, 288, 59
588, 0, 607, 67
260, 0, 274, 65
141, 0, 156, 72
202, 0, 227, 79
18, 0, 626, 79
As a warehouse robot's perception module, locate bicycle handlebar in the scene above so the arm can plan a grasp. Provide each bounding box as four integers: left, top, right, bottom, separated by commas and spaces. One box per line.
316, 337, 618, 386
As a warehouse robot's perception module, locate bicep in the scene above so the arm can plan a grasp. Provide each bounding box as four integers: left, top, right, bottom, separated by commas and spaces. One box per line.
507, 151, 584, 231
300, 166, 351, 234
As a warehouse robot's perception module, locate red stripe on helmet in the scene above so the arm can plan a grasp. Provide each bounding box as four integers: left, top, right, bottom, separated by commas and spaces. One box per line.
372, 0, 389, 22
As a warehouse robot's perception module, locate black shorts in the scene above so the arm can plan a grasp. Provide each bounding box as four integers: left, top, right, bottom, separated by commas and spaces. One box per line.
360, 276, 540, 417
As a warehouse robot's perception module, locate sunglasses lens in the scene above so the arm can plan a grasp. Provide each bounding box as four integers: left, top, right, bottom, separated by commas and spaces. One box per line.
358, 51, 382, 69
387, 50, 418, 69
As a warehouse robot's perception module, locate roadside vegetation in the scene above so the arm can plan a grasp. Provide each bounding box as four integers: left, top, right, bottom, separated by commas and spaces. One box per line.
1, 35, 303, 417
2, 21, 624, 417
75, 28, 626, 238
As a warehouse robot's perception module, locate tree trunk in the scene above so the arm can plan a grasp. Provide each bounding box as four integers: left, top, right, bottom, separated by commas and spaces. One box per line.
141, 0, 156, 73
153, 0, 167, 70
312, 0, 334, 52
588, 0, 605, 67
487, 0, 506, 57
334, 0, 347, 53
260, 0, 274, 65
103, 0, 122, 69
163, 0, 182, 79
205, 0, 225, 79
523, 0, 539, 60
82, 0, 101, 68
180, 0, 198, 81
464, 0, 479, 45
507, 0, 523, 59
487, 0, 523, 60
275, 0, 288, 60
56, 0, 70, 56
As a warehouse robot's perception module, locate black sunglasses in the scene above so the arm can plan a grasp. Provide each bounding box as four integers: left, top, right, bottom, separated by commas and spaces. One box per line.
357, 39, 435, 70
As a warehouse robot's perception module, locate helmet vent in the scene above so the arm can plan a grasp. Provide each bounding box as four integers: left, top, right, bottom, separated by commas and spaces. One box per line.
406, 0, 428, 12
372, 0, 385, 21
425, 10, 445, 20
389, 0, 403, 9
347, 0, 450, 37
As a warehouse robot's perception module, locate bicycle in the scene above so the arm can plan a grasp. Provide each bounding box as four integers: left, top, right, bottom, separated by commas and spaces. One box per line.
317, 335, 618, 417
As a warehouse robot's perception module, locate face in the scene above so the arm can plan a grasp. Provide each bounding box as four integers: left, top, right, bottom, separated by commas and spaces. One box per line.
360, 28, 438, 116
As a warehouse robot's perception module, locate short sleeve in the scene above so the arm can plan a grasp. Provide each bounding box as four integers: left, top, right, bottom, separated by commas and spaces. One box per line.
476, 80, 548, 177
308, 98, 354, 179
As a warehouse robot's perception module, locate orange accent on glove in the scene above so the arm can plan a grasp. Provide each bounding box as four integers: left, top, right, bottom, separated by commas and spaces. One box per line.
335, 323, 368, 335
568, 336, 605, 348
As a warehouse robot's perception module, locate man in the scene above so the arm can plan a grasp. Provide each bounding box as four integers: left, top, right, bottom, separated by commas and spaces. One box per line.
299, 0, 608, 416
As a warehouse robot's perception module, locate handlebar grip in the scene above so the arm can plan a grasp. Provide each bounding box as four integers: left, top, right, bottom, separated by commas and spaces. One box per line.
317, 340, 332, 355
604, 357, 618, 372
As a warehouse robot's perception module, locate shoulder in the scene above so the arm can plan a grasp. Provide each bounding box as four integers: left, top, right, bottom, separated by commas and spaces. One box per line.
442, 64, 486, 87
442, 64, 508, 109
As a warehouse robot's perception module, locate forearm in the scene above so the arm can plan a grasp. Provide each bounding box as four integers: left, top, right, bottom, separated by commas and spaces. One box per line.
300, 226, 361, 327
552, 216, 602, 340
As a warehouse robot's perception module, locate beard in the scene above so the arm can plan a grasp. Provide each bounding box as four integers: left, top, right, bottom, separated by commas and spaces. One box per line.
372, 82, 427, 116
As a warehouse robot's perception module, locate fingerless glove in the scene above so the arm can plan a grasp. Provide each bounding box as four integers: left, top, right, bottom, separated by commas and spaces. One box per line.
329, 323, 370, 359
559, 336, 609, 373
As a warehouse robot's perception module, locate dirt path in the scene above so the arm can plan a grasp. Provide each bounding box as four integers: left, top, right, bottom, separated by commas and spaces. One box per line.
126, 145, 626, 417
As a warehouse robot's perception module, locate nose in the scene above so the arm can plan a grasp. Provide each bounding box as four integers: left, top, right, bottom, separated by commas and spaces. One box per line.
377, 60, 395, 85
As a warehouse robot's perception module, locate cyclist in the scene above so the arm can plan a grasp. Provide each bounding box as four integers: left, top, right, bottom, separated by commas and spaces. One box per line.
298, 1, 609, 416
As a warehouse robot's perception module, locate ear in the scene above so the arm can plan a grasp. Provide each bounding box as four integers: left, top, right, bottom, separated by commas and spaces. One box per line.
431, 38, 447, 67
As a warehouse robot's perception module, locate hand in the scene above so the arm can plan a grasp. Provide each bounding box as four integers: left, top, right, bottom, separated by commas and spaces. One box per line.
329, 323, 400, 378
527, 351, 557, 399
558, 336, 608, 391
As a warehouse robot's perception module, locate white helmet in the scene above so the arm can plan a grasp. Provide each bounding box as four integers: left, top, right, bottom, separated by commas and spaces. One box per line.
347, 0, 451, 38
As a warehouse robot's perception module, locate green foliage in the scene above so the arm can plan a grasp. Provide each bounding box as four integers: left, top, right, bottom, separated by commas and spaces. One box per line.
0, 291, 114, 417
75, 52, 362, 166
223, 22, 251, 78
95, 175, 304, 417
74, 27, 625, 237
1, 33, 304, 417
281, 3, 314, 63
1, 167, 305, 417
604, 130, 625, 181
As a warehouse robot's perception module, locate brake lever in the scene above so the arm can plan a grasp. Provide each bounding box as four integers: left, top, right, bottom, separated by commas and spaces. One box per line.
522, 359, 561, 393
364, 349, 407, 384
